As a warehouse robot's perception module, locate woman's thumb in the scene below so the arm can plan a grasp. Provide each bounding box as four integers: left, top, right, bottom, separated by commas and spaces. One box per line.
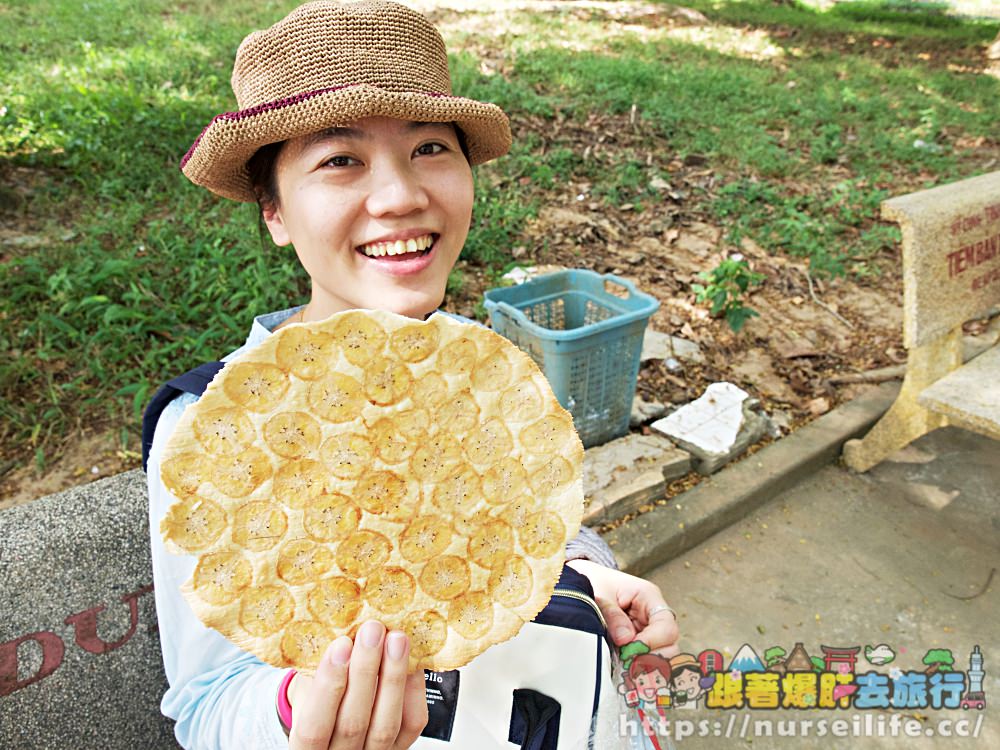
601, 601, 637, 645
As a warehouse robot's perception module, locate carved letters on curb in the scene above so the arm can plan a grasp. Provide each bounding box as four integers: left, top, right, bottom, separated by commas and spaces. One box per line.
0, 583, 155, 696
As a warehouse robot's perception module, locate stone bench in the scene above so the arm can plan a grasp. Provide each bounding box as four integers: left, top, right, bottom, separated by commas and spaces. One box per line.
0, 470, 179, 749
843, 171, 1000, 472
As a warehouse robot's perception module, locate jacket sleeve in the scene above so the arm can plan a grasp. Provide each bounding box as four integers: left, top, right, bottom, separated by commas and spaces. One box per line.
565, 525, 619, 570
148, 394, 288, 750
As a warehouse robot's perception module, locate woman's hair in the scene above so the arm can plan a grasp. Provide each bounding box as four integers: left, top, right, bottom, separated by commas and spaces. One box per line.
624, 653, 673, 691
247, 140, 285, 210
246, 140, 286, 248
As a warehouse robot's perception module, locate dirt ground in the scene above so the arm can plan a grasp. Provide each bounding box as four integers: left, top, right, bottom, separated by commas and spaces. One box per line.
3, 0, 999, 507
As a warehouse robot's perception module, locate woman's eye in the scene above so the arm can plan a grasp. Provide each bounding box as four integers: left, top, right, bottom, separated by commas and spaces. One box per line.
324, 155, 358, 168
415, 142, 445, 156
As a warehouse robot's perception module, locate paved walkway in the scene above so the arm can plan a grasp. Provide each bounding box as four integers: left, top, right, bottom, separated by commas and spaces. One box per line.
644, 427, 998, 748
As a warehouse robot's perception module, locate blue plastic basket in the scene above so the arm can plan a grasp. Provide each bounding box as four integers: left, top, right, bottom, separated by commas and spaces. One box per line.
484, 269, 659, 447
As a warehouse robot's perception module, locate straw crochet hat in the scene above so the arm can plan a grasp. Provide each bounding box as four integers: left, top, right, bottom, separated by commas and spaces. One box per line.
181, 0, 512, 202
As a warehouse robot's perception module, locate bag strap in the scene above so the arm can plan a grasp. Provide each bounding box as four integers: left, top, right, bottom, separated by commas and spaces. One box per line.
141, 361, 225, 472
511, 689, 561, 750
550, 565, 595, 599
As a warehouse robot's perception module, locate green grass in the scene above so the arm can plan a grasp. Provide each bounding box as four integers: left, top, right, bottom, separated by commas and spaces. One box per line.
681, 0, 999, 40
2, 0, 998, 471
498, 0, 996, 264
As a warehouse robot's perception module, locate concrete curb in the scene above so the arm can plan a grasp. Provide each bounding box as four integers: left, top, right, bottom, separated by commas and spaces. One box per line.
0, 469, 175, 747
602, 382, 901, 576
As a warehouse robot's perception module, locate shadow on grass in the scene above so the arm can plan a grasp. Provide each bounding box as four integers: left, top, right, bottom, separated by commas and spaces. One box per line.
675, 0, 998, 60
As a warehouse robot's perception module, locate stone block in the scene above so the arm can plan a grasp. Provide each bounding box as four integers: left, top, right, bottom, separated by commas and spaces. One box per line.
0, 470, 178, 748
582, 433, 691, 524
881, 170, 1000, 348
640, 329, 705, 364
630, 395, 667, 427
917, 344, 1000, 438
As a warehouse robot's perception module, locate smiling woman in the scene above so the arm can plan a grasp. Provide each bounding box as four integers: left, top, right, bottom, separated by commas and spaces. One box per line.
145, 2, 679, 749
258, 118, 474, 320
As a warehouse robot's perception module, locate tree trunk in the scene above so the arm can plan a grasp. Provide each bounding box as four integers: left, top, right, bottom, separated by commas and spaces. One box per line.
986, 30, 1000, 79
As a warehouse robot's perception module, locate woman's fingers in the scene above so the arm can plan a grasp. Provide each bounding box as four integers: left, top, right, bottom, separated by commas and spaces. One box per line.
596, 595, 638, 646
396, 670, 429, 747
289, 636, 353, 750
636, 605, 681, 659
625, 585, 680, 656
363, 631, 414, 749
290, 623, 426, 750
332, 620, 385, 749
566, 559, 681, 654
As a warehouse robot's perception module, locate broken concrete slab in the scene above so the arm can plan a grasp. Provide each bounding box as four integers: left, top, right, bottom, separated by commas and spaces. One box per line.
650, 383, 773, 474
770, 408, 794, 435
691, 401, 771, 475
650, 382, 747, 453
584, 468, 668, 526
499, 264, 567, 286
641, 329, 672, 360
604, 383, 901, 575
640, 329, 705, 364
630, 395, 667, 428
582, 433, 691, 525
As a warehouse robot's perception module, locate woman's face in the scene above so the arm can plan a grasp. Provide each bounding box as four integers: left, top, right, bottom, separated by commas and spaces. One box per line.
263, 116, 474, 319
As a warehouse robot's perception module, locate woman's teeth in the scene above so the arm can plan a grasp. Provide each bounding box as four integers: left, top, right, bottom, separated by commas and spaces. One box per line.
359, 234, 433, 258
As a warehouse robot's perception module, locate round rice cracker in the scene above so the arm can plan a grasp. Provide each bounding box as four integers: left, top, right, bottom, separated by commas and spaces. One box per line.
160, 309, 584, 674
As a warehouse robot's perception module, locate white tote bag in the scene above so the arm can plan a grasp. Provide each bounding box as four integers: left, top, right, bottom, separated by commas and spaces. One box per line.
412, 567, 635, 750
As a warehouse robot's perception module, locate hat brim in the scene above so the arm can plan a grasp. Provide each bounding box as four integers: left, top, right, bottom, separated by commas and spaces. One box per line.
181, 84, 512, 202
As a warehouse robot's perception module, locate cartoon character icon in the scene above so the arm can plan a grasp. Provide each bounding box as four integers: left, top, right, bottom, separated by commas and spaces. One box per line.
617, 642, 679, 748
618, 641, 674, 710
669, 653, 707, 709
626, 653, 674, 709
864, 644, 896, 666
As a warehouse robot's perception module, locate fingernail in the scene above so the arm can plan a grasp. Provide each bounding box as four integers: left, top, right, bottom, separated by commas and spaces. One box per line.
328, 636, 352, 666
360, 620, 384, 649
386, 631, 407, 661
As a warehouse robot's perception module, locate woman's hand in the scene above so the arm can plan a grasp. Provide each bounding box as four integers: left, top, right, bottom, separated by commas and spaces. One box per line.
287, 621, 428, 749
567, 560, 680, 657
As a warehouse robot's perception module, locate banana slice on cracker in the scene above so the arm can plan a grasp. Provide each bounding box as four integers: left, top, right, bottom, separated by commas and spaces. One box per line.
159, 309, 583, 673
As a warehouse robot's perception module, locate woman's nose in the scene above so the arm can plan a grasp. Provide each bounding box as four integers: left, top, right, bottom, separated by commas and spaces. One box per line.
365, 159, 430, 217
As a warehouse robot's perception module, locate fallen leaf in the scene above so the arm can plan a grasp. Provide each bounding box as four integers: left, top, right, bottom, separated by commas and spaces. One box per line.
806, 397, 831, 416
